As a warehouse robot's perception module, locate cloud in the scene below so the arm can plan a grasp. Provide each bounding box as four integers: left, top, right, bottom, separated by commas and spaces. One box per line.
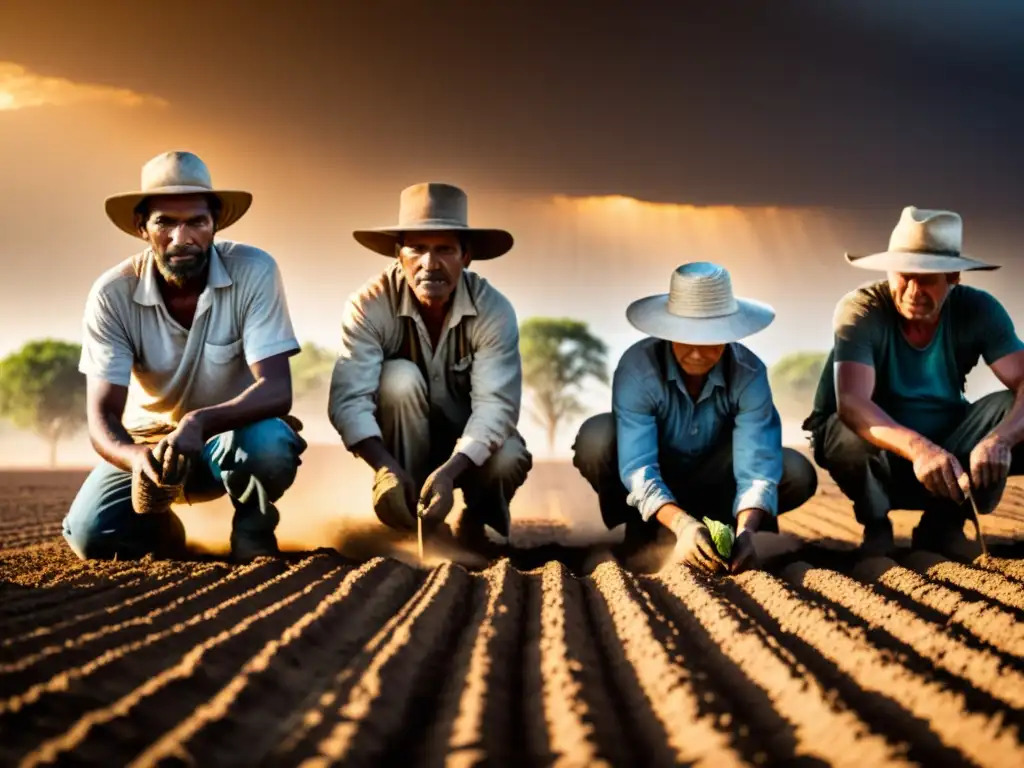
0, 62, 167, 112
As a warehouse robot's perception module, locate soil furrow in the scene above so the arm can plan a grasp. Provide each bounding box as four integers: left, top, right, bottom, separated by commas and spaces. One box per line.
652, 567, 910, 767
0, 577, 152, 625
0, 558, 285, 680
0, 528, 62, 550
273, 564, 437, 759
128, 558, 409, 766
521, 561, 629, 767
733, 570, 1024, 767
296, 563, 473, 766
784, 562, 1024, 711
415, 559, 526, 767
902, 552, 1024, 613
974, 556, 1024, 583
586, 560, 749, 767
853, 557, 1024, 657
19, 565, 347, 767
0, 558, 321, 730
2, 572, 216, 653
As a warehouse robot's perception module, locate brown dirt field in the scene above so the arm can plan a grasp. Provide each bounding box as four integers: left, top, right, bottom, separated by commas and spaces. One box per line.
2, 455, 1024, 767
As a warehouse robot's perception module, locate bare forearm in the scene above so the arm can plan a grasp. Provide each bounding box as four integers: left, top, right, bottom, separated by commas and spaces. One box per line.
352, 436, 398, 472
736, 507, 765, 532
89, 411, 146, 473
839, 394, 929, 461
655, 503, 691, 532
987, 384, 1024, 447
437, 452, 473, 483
189, 377, 291, 440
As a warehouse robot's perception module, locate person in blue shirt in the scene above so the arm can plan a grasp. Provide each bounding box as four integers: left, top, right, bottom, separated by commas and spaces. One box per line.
573, 262, 818, 575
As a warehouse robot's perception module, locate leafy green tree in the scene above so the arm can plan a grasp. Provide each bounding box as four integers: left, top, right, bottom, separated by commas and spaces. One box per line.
290, 342, 337, 400
769, 350, 829, 419
0, 339, 86, 467
520, 318, 608, 453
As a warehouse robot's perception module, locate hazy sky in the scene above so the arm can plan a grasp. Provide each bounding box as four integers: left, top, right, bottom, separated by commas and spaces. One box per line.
2, 0, 1023, 457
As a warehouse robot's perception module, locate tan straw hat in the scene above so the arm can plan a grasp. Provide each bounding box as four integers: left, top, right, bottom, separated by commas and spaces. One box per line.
626, 262, 775, 344
354, 182, 513, 260
105, 151, 252, 238
845, 206, 998, 273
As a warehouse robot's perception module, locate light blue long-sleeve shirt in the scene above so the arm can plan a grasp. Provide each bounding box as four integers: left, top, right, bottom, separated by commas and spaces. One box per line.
612, 337, 783, 521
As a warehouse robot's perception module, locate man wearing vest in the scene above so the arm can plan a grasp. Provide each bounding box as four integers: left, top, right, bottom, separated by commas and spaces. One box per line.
804, 207, 1024, 559
573, 262, 819, 575
329, 183, 532, 550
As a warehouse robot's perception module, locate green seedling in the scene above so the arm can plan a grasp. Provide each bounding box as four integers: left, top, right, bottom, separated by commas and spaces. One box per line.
703, 517, 735, 559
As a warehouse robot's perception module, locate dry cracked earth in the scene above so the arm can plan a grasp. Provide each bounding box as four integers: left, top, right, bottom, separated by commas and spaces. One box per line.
2, 466, 1024, 767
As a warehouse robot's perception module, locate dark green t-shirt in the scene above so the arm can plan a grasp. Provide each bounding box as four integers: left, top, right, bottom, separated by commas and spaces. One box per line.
805, 281, 1024, 442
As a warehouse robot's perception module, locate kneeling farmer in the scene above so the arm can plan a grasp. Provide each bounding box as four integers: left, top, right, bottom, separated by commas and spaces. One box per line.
329, 183, 532, 548
805, 207, 1024, 559
63, 151, 306, 562
573, 263, 817, 575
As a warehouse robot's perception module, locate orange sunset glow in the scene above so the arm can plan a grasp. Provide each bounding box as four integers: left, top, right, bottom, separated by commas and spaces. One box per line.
0, 61, 166, 111
1, 8, 1022, 468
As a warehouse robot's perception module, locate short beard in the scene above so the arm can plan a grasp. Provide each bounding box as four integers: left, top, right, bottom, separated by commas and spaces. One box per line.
154, 247, 210, 287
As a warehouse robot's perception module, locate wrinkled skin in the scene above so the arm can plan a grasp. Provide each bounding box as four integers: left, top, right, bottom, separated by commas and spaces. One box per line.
135, 195, 217, 287
397, 232, 472, 311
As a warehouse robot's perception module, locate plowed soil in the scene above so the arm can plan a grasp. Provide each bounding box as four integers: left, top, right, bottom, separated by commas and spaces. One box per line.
2, 464, 1024, 767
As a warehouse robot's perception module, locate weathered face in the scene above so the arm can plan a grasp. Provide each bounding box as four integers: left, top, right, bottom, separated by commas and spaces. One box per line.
887, 271, 959, 322
136, 195, 216, 287
398, 231, 472, 307
671, 342, 726, 377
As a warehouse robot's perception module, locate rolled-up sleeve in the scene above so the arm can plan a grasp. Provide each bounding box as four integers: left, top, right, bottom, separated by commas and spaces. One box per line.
241, 262, 300, 365
79, 287, 134, 387
328, 296, 386, 450
453, 294, 522, 465
614, 366, 675, 521
731, 367, 783, 517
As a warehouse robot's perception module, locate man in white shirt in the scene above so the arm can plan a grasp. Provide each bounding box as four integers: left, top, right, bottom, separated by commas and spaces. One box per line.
329, 182, 531, 551
62, 151, 306, 562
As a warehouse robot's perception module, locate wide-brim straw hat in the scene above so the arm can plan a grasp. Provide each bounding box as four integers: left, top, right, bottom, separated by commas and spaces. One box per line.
626, 262, 775, 345
845, 206, 998, 273
105, 151, 252, 238
353, 182, 513, 261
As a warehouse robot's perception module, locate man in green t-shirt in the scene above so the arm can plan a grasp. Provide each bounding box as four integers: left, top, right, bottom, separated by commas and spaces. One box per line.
804, 206, 1024, 559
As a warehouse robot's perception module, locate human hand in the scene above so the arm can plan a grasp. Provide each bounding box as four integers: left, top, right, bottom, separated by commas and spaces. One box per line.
729, 530, 759, 574
911, 439, 966, 502
154, 414, 205, 485
131, 444, 165, 486
669, 514, 728, 576
970, 434, 1012, 489
418, 467, 456, 526
371, 463, 419, 530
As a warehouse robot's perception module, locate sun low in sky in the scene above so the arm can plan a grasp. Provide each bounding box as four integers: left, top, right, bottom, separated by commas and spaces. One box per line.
0, 61, 166, 111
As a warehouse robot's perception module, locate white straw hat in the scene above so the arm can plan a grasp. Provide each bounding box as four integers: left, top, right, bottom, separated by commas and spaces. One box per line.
626, 262, 775, 344
845, 206, 997, 273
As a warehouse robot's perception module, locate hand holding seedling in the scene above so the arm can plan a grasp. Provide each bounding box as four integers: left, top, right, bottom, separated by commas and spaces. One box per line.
667, 512, 728, 575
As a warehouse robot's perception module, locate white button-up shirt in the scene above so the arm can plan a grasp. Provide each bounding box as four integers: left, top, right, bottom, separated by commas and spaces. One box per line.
328, 261, 522, 466
79, 241, 299, 432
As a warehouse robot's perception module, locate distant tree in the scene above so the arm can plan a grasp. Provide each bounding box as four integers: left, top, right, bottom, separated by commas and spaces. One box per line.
290, 342, 337, 400
0, 339, 86, 467
520, 318, 608, 453
769, 351, 829, 419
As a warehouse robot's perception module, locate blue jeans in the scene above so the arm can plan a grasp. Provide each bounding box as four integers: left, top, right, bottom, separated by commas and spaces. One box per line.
62, 418, 307, 560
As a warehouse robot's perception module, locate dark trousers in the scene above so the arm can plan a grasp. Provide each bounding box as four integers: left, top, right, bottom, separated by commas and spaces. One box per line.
811, 390, 1024, 524
376, 359, 532, 537
571, 412, 818, 548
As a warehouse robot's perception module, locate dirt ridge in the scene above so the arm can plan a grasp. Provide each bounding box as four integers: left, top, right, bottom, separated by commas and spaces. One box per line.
2, 473, 1024, 766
